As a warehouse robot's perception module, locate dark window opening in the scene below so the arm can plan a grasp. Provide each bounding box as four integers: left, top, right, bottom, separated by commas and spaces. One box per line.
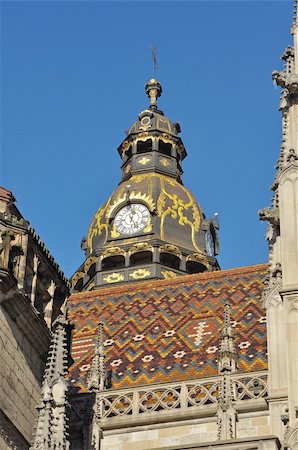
158, 141, 172, 156
87, 263, 96, 278
186, 261, 206, 274
160, 252, 180, 270
130, 251, 152, 266
74, 278, 83, 291
137, 139, 152, 154
102, 255, 125, 271
125, 148, 132, 159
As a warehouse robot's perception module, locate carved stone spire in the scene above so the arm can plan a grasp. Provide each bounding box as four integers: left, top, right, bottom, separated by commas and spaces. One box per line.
31, 315, 70, 450
87, 322, 105, 392
88, 322, 106, 450
260, 2, 298, 444
217, 300, 238, 440
218, 300, 237, 375
292, 0, 297, 31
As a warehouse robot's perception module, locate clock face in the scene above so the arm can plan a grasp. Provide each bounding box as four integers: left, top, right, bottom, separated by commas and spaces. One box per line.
205, 230, 215, 256
114, 204, 150, 235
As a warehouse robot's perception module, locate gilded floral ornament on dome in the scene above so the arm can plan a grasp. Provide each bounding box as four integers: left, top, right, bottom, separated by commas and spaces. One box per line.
103, 272, 124, 284
159, 244, 181, 257
87, 199, 111, 252
124, 164, 131, 174
161, 270, 178, 279
143, 217, 153, 233
84, 256, 97, 273
159, 158, 171, 167
129, 268, 151, 280
129, 242, 153, 254
121, 140, 131, 154
157, 177, 201, 252
101, 246, 125, 259
160, 133, 173, 143
111, 224, 120, 239
71, 271, 84, 287
187, 253, 208, 265
137, 156, 151, 166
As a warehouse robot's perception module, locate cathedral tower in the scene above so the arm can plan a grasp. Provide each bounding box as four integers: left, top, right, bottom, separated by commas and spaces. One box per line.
71, 79, 219, 291
260, 2, 298, 446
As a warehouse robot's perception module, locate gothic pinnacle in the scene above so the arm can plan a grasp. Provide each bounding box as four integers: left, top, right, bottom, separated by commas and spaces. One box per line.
218, 300, 237, 374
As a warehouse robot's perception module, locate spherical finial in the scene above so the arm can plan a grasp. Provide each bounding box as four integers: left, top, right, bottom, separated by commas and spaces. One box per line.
145, 79, 162, 110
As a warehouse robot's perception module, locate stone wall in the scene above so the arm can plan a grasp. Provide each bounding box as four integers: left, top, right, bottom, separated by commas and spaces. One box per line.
101, 413, 271, 450
0, 305, 44, 447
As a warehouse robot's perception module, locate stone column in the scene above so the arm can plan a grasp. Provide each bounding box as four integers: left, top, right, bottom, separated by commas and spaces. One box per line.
30, 254, 40, 307
44, 280, 56, 329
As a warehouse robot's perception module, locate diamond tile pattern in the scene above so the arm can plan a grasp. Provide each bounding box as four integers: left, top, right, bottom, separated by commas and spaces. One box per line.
68, 264, 268, 392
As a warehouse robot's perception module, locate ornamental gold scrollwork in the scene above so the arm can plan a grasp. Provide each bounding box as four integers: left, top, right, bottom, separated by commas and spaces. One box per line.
157, 177, 201, 252
129, 242, 153, 254
121, 140, 131, 155
129, 268, 151, 280
111, 224, 120, 238
161, 270, 178, 279
159, 244, 181, 257
124, 164, 131, 174
186, 253, 208, 265
160, 133, 174, 144
137, 156, 151, 166
159, 158, 171, 167
143, 217, 153, 233
71, 271, 84, 287
102, 246, 125, 259
87, 199, 111, 253
84, 256, 97, 273
103, 273, 124, 284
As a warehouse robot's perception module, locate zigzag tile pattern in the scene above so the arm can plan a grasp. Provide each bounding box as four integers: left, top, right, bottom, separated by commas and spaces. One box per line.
68, 264, 268, 392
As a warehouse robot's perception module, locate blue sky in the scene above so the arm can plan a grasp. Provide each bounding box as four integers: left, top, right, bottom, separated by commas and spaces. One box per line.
1, 1, 293, 277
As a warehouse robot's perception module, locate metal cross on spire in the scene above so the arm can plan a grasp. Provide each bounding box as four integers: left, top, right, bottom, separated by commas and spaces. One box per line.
150, 45, 159, 75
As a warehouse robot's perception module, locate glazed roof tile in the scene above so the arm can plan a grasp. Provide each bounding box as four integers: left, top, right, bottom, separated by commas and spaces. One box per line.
68, 264, 268, 393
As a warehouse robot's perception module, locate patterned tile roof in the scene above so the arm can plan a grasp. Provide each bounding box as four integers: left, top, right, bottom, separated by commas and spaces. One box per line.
67, 264, 268, 393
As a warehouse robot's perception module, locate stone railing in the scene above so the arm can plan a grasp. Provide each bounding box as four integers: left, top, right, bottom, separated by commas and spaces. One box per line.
100, 371, 268, 419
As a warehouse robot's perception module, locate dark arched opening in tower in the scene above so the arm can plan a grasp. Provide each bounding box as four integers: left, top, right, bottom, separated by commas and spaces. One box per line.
102, 255, 125, 271
186, 261, 206, 274
87, 263, 96, 278
130, 251, 152, 266
160, 252, 180, 270
158, 141, 171, 156
137, 139, 152, 154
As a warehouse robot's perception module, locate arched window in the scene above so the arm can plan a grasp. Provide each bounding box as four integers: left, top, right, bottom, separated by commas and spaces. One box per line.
130, 251, 152, 266
137, 139, 152, 154
102, 255, 125, 271
87, 263, 96, 278
160, 252, 180, 270
186, 261, 206, 274
74, 278, 83, 291
158, 141, 172, 156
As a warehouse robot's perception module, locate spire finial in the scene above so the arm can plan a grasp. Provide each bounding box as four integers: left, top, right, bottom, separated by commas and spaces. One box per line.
291, 0, 298, 32
30, 315, 70, 450
218, 300, 237, 374
88, 321, 105, 392
150, 45, 159, 75
145, 79, 162, 110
